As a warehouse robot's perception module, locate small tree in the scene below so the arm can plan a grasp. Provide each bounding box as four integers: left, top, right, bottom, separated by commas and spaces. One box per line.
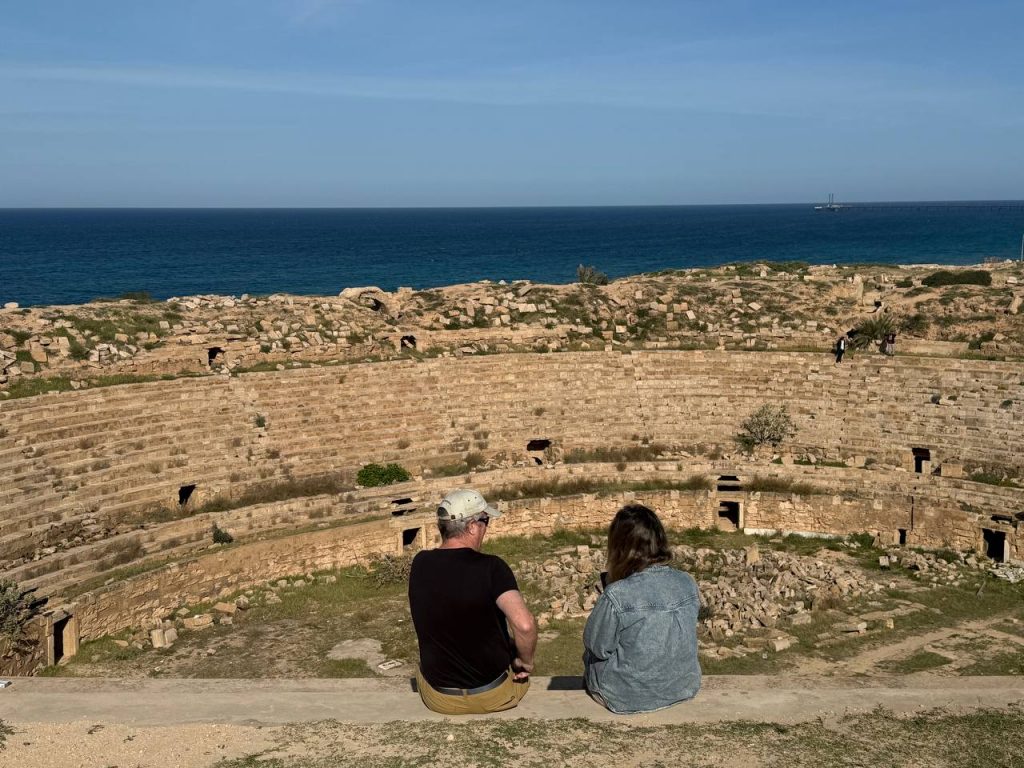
0, 579, 33, 643
576, 264, 609, 285
737, 404, 797, 452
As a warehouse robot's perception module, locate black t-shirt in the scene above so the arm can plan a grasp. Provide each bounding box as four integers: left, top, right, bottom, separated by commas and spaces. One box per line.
408, 547, 519, 689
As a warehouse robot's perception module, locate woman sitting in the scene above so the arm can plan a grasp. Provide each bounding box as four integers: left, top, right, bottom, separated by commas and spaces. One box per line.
583, 504, 701, 713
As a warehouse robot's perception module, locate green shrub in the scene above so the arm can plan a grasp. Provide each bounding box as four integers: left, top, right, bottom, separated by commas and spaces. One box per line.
850, 313, 896, 349
576, 264, 609, 285
968, 331, 995, 350
356, 462, 411, 487
212, 523, 234, 544
0, 579, 34, 641
0, 717, 12, 750
899, 313, 929, 336
117, 291, 156, 303
736, 404, 796, 451
921, 269, 991, 287
254, 414, 267, 428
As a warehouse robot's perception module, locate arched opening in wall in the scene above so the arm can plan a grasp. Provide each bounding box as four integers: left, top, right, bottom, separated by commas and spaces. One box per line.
402, 527, 422, 549
983, 529, 1007, 563
207, 347, 225, 367
178, 484, 197, 506
400, 335, 417, 350
898, 529, 908, 546
717, 475, 742, 493
912, 448, 931, 474
717, 501, 741, 531
527, 439, 551, 452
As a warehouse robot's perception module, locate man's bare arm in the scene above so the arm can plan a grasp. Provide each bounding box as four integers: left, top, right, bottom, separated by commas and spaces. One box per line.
496, 589, 538, 679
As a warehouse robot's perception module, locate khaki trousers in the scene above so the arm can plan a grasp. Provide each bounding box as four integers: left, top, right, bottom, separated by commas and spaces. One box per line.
416, 668, 530, 715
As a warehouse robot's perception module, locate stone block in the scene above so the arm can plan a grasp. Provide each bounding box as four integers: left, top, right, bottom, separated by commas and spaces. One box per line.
940, 462, 963, 478
214, 601, 237, 615
150, 628, 167, 648
182, 614, 214, 630
837, 621, 867, 634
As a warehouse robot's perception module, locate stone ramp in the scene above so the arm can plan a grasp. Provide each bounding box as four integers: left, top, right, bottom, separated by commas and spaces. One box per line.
2, 676, 1023, 726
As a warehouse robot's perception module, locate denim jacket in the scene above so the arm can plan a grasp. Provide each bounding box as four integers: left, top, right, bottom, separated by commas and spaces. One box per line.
583, 564, 701, 714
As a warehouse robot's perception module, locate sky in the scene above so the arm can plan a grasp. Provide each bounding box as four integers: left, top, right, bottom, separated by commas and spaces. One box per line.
1, 0, 1022, 207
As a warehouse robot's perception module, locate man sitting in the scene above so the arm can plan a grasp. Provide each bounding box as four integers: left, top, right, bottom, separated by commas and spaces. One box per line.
408, 488, 537, 714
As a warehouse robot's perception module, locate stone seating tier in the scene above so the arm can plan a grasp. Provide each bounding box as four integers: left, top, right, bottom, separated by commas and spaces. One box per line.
1, 351, 1021, 575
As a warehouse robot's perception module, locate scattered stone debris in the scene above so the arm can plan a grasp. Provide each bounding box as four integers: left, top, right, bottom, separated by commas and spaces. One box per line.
517, 540, 1009, 662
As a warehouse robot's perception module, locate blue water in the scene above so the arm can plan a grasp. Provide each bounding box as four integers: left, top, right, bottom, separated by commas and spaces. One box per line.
1, 205, 1022, 306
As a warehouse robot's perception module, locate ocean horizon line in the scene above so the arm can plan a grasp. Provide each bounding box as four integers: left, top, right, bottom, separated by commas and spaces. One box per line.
3, 199, 1024, 212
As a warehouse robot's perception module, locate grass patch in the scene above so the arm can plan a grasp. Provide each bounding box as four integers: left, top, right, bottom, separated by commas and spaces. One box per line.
745, 475, 825, 495
957, 649, 1024, 675
198, 473, 355, 515
215, 708, 1024, 768
488, 475, 713, 503
4, 372, 164, 400
878, 650, 952, 674
563, 444, 667, 463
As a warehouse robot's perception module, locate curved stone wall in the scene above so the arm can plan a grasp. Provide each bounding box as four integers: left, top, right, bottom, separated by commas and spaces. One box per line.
2, 350, 1022, 672
2, 352, 1020, 532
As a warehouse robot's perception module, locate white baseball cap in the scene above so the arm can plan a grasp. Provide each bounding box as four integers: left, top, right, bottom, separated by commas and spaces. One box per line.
436, 488, 500, 521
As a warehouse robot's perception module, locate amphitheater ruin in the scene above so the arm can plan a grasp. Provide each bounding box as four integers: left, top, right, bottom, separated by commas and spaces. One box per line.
1, 261, 1022, 679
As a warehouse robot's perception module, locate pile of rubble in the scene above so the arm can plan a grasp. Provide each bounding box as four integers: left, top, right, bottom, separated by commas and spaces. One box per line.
519, 543, 877, 642
144, 572, 339, 649
882, 548, 994, 586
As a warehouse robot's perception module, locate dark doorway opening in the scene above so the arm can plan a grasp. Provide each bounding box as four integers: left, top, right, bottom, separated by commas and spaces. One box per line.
402, 527, 421, 548
391, 497, 414, 517
52, 615, 70, 664
983, 529, 1006, 562
717, 475, 742, 492
207, 347, 225, 367
898, 528, 908, 546
717, 501, 741, 530
400, 335, 417, 350
912, 447, 931, 474
178, 484, 197, 506
526, 439, 551, 452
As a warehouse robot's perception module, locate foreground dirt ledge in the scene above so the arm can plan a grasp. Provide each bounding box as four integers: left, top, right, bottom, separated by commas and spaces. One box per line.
2, 675, 1023, 726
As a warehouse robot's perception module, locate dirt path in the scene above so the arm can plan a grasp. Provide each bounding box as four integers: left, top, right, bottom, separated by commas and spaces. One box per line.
792, 614, 1024, 676
3, 676, 1023, 768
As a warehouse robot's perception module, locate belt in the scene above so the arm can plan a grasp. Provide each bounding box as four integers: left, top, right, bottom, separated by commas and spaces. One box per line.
432, 670, 509, 696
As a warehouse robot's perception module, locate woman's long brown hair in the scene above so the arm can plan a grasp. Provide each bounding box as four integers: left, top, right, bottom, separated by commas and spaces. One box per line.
606, 504, 672, 584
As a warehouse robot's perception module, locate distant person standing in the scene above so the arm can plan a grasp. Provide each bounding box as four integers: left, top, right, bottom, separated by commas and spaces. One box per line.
408, 489, 537, 714
835, 335, 847, 365
883, 331, 896, 356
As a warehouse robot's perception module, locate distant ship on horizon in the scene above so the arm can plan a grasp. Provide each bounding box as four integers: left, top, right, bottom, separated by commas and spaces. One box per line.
814, 193, 843, 212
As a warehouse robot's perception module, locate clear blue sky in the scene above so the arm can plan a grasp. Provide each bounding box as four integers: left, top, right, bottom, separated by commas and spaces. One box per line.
1, 1, 1022, 206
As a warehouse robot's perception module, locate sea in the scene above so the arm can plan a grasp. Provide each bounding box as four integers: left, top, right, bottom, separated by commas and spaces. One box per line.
1, 204, 1022, 306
